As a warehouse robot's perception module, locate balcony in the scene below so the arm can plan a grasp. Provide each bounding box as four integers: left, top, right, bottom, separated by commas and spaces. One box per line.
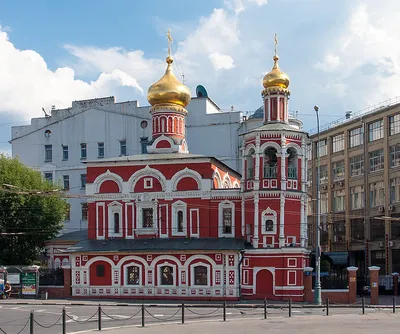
288, 166, 297, 179
264, 166, 277, 179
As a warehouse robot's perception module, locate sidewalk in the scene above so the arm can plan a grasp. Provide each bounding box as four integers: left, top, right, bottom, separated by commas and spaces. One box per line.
69, 313, 400, 334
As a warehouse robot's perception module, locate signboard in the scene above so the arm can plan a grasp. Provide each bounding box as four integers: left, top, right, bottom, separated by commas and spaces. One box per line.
8, 273, 20, 285
21, 272, 37, 295
311, 272, 329, 277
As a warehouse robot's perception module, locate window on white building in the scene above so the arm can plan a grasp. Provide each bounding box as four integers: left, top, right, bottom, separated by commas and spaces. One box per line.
350, 185, 364, 210
306, 144, 312, 161
350, 155, 364, 177
332, 133, 344, 153
332, 160, 345, 181
389, 114, 400, 136
368, 120, 384, 142
349, 127, 364, 148
127, 266, 140, 285
120, 140, 127, 156
65, 203, 71, 221
369, 149, 384, 172
369, 181, 385, 207
264, 147, 278, 178
44, 172, 53, 183
390, 144, 400, 168
261, 208, 277, 234
98, 142, 104, 158
62, 145, 68, 161
194, 266, 208, 286
140, 137, 148, 154
317, 139, 327, 157
81, 203, 88, 220
80, 174, 87, 189
80, 143, 87, 159
160, 266, 174, 285
332, 189, 345, 212
307, 168, 312, 186
44, 145, 52, 162
218, 201, 235, 237
63, 175, 70, 190
390, 177, 400, 203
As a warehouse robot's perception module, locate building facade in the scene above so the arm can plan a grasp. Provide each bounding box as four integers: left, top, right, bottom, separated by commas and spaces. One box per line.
306, 98, 400, 282
66, 38, 309, 301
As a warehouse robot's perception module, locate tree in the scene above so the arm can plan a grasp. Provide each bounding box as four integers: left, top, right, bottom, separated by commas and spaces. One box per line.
0, 155, 67, 265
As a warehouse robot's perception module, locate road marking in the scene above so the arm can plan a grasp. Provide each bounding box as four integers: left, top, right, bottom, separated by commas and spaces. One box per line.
227, 312, 232, 315
154, 314, 164, 317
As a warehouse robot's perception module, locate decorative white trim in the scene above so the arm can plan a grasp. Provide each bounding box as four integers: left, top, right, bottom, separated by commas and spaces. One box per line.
96, 202, 105, 240
170, 168, 202, 191
287, 270, 297, 285
93, 170, 123, 194
125, 203, 134, 239
108, 201, 123, 238
212, 169, 223, 189
122, 263, 143, 286
128, 165, 167, 192
157, 262, 177, 287
253, 267, 275, 295
218, 200, 235, 237
259, 141, 281, 154
285, 142, 302, 155
287, 258, 297, 268
190, 262, 211, 288
261, 207, 277, 234
143, 178, 153, 189
189, 208, 200, 238
158, 204, 169, 238
223, 173, 232, 188
171, 200, 187, 236
243, 269, 249, 285
135, 200, 158, 235
244, 144, 256, 156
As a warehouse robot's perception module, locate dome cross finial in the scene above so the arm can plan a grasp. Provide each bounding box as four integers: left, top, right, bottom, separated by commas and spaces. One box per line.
274, 33, 278, 57
167, 28, 173, 58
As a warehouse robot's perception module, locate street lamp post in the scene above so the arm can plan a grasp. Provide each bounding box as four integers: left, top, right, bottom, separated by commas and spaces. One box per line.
314, 105, 322, 305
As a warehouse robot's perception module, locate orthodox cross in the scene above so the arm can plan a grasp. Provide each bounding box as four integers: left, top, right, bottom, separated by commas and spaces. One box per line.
274, 33, 278, 57
167, 29, 173, 57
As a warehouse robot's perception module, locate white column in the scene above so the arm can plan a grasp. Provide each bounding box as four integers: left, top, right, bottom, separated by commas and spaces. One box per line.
280, 136, 286, 190
277, 96, 280, 121
279, 194, 285, 247
241, 143, 246, 191
253, 194, 259, 248
300, 195, 305, 247
254, 134, 260, 190
241, 195, 245, 236
264, 95, 270, 122
285, 95, 289, 123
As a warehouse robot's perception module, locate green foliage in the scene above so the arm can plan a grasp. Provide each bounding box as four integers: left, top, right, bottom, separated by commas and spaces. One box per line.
0, 155, 67, 265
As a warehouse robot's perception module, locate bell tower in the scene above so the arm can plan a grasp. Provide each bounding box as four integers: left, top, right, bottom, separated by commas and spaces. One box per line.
262, 34, 290, 124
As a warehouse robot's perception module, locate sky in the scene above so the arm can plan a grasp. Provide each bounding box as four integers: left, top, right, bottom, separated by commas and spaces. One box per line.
1, 0, 399, 155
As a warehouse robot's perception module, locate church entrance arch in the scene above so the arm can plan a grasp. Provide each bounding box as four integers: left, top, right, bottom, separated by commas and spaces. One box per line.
255, 269, 273, 298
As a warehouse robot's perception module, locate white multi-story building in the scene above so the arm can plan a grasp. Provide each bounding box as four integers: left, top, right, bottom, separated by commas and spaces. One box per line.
10, 92, 252, 233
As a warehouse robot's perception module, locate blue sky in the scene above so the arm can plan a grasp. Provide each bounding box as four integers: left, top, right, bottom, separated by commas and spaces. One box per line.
0, 0, 399, 154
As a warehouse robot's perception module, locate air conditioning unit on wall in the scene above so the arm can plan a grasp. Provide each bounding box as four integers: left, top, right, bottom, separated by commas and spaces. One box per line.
389, 205, 395, 211
378, 206, 384, 213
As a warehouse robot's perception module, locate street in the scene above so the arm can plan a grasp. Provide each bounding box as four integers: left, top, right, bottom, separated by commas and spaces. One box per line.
0, 302, 398, 334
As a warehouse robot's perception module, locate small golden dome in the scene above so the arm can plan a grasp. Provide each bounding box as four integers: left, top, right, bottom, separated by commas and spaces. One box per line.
147, 56, 191, 108
262, 55, 290, 90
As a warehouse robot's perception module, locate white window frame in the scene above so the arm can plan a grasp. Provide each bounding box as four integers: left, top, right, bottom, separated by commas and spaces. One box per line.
332, 133, 344, 153
332, 160, 345, 181
124, 264, 142, 286
261, 207, 277, 234
143, 178, 153, 189
368, 120, 384, 142
136, 201, 158, 234
390, 177, 400, 203
317, 139, 327, 157
108, 201, 123, 237
390, 144, 400, 168
350, 185, 364, 210
369, 181, 385, 207
332, 190, 345, 212
350, 154, 364, 177
191, 262, 211, 288
369, 149, 384, 172
172, 200, 187, 236
157, 263, 176, 287
218, 200, 235, 237
349, 127, 364, 148
390, 114, 400, 136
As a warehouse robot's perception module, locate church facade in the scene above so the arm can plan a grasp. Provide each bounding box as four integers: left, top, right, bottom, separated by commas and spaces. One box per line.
67, 34, 310, 301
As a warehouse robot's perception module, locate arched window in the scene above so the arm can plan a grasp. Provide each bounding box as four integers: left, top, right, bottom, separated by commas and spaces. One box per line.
114, 212, 120, 234
177, 210, 184, 232
194, 266, 208, 286
223, 208, 232, 234
287, 147, 298, 179
160, 266, 174, 285
264, 147, 278, 178
246, 148, 255, 179
265, 219, 274, 232
127, 266, 140, 285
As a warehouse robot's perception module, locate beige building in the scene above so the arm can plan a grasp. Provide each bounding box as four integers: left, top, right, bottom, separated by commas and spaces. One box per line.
307, 97, 400, 281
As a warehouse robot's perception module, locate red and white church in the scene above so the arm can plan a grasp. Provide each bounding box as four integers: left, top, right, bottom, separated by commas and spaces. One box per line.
67, 37, 310, 301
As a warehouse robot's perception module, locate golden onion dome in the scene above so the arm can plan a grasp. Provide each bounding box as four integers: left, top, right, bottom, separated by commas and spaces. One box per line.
262, 55, 290, 90
147, 56, 191, 108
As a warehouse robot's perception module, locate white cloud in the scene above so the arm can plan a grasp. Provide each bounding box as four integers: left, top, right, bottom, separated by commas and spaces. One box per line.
249, 0, 268, 5
0, 28, 144, 120
315, 0, 400, 106
209, 52, 236, 70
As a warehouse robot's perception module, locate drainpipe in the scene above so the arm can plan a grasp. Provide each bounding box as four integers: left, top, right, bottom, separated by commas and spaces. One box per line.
238, 250, 245, 299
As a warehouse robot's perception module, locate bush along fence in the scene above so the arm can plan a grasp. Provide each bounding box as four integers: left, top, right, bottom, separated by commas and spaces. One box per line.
0, 298, 398, 334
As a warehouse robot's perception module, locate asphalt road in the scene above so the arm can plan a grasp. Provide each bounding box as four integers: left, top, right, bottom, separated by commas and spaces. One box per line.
0, 304, 397, 334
